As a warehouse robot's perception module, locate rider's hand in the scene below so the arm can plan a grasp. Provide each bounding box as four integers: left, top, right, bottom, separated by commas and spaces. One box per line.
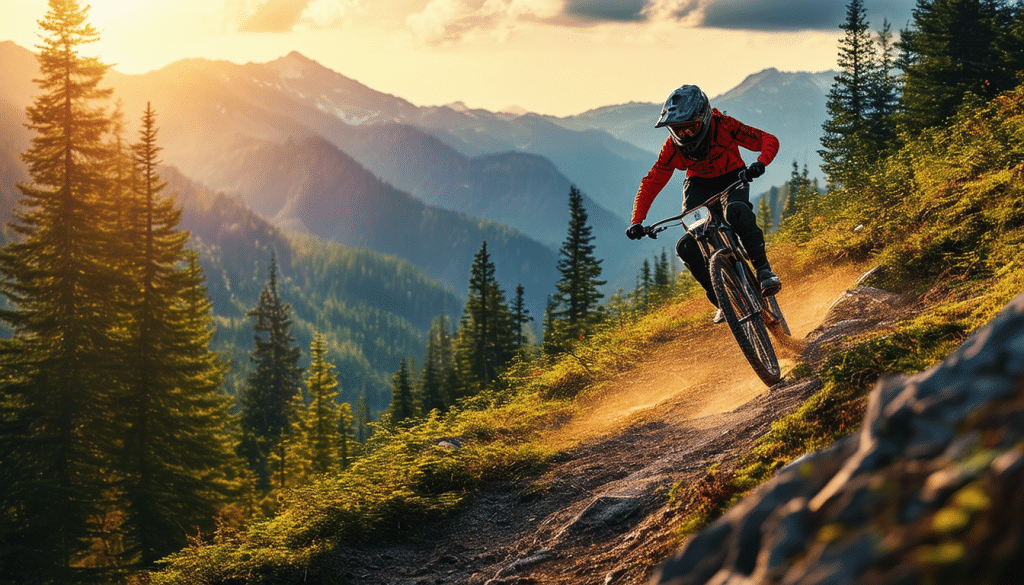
746, 161, 766, 179
626, 223, 645, 240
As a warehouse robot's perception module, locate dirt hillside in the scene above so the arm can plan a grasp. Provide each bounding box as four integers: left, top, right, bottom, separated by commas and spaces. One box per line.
327, 262, 875, 584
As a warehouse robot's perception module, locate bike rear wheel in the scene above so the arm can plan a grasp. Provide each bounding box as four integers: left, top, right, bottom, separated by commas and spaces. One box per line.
709, 250, 781, 386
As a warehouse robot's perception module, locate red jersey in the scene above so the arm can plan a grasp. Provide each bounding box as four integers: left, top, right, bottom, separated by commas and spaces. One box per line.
630, 109, 779, 225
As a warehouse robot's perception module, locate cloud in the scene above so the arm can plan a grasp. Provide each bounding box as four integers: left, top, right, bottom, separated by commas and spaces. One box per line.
699, 0, 841, 31
239, 0, 313, 32
406, 0, 563, 44
695, 0, 916, 32
296, 0, 361, 29
237, 0, 360, 32
642, 0, 702, 23
563, 0, 645, 22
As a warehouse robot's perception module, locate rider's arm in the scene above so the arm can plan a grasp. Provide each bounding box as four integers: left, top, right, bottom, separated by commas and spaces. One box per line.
631, 139, 682, 225
730, 118, 780, 166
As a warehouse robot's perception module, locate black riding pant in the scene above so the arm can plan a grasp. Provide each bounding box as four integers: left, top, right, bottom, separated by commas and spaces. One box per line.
674, 169, 768, 307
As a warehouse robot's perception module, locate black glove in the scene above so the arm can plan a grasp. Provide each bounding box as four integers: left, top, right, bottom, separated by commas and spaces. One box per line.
626, 223, 645, 240
746, 161, 766, 179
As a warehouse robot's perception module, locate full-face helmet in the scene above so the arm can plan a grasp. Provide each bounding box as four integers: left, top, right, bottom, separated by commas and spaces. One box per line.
655, 85, 712, 157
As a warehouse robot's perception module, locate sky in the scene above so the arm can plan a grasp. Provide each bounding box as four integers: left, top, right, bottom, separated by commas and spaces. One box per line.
0, 0, 916, 117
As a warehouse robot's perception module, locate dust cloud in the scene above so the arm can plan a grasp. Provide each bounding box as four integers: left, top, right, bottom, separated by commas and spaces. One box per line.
544, 262, 867, 448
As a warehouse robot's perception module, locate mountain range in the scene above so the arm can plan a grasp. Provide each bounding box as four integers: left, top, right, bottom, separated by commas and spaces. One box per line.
97, 51, 628, 250
0, 38, 837, 409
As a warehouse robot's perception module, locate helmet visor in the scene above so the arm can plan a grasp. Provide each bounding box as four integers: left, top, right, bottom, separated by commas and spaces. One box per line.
668, 120, 703, 142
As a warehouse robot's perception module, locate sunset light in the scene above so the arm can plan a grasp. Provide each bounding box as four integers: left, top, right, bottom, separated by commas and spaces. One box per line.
1, 0, 916, 116
3, 2, 1023, 584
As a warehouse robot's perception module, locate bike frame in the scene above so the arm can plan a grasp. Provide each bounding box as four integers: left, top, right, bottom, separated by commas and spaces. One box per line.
645, 172, 755, 289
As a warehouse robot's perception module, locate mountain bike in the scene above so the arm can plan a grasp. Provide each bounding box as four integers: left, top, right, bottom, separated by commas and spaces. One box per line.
644, 170, 789, 386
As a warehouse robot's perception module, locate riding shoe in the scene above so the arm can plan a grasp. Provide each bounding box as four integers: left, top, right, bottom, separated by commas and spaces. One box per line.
713, 308, 725, 324
757, 267, 782, 296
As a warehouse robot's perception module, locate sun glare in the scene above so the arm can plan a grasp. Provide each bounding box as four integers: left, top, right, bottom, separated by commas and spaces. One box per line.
85, 0, 162, 26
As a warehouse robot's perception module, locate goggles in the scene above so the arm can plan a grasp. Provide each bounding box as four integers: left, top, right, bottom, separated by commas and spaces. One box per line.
668, 120, 703, 141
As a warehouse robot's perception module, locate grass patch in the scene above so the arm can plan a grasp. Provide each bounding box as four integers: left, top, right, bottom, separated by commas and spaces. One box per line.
152, 288, 709, 584
153, 391, 562, 584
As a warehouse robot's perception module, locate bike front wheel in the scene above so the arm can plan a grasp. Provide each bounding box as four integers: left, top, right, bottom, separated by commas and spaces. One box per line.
709, 250, 781, 386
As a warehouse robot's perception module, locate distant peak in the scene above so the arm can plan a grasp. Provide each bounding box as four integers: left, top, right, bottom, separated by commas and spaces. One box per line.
500, 105, 529, 116
715, 68, 807, 100
268, 51, 331, 80
446, 101, 470, 112
270, 51, 323, 69
284, 50, 313, 62
735, 67, 782, 86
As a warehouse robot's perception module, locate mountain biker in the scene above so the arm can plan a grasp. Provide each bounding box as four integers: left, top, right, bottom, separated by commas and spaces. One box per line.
625, 84, 781, 323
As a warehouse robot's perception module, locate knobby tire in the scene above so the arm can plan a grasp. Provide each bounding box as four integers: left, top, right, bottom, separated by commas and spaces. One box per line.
709, 250, 782, 386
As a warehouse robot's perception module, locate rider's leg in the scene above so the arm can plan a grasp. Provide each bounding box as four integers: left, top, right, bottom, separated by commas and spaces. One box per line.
725, 199, 767, 264
725, 196, 782, 295
675, 234, 717, 307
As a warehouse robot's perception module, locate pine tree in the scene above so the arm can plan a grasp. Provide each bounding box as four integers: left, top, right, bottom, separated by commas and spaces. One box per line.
636, 258, 653, 311
819, 0, 880, 189
433, 315, 459, 406
550, 186, 606, 344
757, 195, 774, 233
106, 101, 136, 242
999, 1, 1024, 81
297, 332, 343, 478
541, 294, 561, 357
0, 1, 119, 577
419, 346, 445, 415
652, 249, 672, 305
663, 250, 675, 287
781, 163, 819, 236
900, 0, 1009, 131
353, 390, 371, 444
510, 284, 533, 352
455, 242, 515, 393
389, 359, 417, 425
418, 316, 452, 415
237, 255, 303, 491
766, 186, 784, 229
116, 104, 237, 566
338, 402, 356, 469
867, 19, 901, 148
604, 288, 633, 328
268, 392, 305, 492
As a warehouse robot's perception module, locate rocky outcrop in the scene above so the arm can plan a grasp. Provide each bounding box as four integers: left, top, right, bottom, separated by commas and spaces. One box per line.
652, 292, 1024, 585
803, 285, 912, 364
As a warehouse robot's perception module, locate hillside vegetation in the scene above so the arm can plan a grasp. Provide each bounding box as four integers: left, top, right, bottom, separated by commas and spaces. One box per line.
148, 76, 1024, 581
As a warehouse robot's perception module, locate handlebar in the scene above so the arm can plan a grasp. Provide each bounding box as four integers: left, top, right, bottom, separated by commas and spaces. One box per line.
643, 215, 682, 239
642, 168, 751, 239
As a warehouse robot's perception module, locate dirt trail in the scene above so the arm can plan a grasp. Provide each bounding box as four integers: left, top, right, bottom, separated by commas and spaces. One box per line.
331, 262, 873, 585
546, 262, 865, 448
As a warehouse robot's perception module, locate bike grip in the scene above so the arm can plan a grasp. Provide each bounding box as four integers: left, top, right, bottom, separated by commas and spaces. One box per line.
646, 227, 658, 240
